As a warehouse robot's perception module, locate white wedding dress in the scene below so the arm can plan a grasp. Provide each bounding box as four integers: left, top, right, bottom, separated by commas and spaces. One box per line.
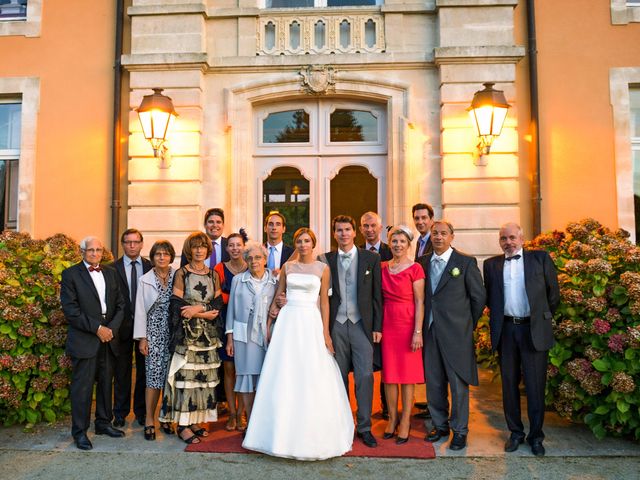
242, 260, 354, 461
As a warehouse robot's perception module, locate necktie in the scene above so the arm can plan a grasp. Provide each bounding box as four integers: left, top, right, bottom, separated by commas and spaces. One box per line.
89, 265, 102, 272
430, 257, 445, 293
340, 253, 352, 269
417, 238, 425, 257
369, 246, 377, 252
505, 254, 521, 261
210, 242, 217, 268
130, 260, 138, 303
267, 246, 276, 270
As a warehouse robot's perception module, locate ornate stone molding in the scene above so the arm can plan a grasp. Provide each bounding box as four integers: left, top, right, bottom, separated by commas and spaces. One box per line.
299, 66, 336, 95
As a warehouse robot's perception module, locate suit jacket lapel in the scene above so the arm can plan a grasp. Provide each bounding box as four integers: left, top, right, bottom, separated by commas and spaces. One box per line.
523, 249, 534, 303
496, 253, 505, 299
78, 264, 100, 302
356, 249, 367, 286
326, 252, 341, 301
433, 250, 457, 295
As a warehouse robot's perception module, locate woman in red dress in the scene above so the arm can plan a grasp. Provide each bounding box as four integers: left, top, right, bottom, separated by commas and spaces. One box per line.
381, 225, 425, 444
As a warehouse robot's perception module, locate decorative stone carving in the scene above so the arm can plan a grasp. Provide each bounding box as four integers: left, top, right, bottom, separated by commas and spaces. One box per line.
299, 66, 336, 95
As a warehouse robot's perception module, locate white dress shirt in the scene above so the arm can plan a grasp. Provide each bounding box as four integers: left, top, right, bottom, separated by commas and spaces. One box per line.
431, 246, 453, 265
417, 233, 431, 256
503, 248, 531, 317
338, 245, 357, 263
365, 241, 381, 252
84, 261, 107, 315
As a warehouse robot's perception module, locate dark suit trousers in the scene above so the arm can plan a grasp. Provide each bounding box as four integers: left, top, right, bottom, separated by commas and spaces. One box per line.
424, 328, 470, 435
70, 343, 115, 438
113, 338, 146, 419
332, 320, 373, 433
499, 321, 548, 443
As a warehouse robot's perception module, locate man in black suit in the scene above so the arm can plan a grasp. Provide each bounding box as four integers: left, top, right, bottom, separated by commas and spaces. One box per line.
412, 203, 434, 261
483, 222, 560, 456
112, 228, 152, 427
324, 215, 382, 448
359, 211, 392, 261
264, 211, 294, 275
60, 236, 126, 450
418, 220, 485, 451
181, 207, 229, 267
358, 211, 390, 419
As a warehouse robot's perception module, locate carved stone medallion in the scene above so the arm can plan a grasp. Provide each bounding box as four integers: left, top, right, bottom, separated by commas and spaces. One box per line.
300, 66, 336, 95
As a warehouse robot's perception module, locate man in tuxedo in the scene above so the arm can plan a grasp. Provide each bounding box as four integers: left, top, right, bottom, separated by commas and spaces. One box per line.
418, 220, 485, 450
359, 211, 392, 261
181, 207, 229, 267
324, 215, 382, 448
483, 222, 560, 456
60, 236, 126, 450
358, 211, 390, 419
112, 229, 152, 427
413, 203, 434, 261
264, 211, 294, 275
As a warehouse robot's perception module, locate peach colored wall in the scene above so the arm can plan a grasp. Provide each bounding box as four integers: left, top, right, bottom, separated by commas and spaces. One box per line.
0, 1, 116, 244
535, 1, 640, 231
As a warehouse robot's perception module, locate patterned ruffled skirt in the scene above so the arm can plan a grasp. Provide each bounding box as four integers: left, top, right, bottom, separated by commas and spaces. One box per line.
159, 318, 221, 425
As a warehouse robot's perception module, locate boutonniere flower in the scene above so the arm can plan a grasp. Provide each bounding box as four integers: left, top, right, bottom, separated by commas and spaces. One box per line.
365, 269, 371, 276
450, 267, 461, 278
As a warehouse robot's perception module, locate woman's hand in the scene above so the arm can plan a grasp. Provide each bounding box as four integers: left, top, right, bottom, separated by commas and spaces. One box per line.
226, 333, 234, 357
139, 338, 149, 356
180, 305, 202, 319
324, 332, 335, 355
411, 332, 423, 352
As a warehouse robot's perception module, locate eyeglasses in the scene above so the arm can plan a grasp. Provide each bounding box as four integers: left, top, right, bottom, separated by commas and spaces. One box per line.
122, 240, 142, 246
83, 248, 104, 254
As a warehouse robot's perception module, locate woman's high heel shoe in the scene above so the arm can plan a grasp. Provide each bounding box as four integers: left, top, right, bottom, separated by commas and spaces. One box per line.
383, 420, 399, 440
144, 426, 156, 441
160, 422, 174, 435
396, 427, 411, 445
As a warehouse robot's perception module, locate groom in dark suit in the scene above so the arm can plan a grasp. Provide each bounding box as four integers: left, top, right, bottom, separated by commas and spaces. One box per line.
324, 215, 382, 448
483, 222, 559, 456
417, 220, 485, 451
60, 236, 126, 450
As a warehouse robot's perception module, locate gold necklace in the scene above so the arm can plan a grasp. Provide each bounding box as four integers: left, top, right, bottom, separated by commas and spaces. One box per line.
189, 264, 207, 274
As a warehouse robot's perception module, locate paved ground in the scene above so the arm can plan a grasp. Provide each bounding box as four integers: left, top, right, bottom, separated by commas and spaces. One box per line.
0, 370, 638, 479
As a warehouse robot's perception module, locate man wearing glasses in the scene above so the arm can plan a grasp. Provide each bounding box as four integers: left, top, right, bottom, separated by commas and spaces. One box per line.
113, 229, 152, 427
60, 236, 126, 450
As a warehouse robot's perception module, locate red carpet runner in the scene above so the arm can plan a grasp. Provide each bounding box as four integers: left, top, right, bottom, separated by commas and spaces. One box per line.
186, 373, 436, 459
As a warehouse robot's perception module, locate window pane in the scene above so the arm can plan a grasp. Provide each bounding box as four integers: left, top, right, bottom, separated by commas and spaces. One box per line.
339, 20, 350, 48
634, 149, 640, 244
0, 0, 27, 20
265, 22, 276, 50
364, 19, 376, 47
330, 109, 378, 142
263, 110, 310, 143
314, 20, 325, 49
328, 0, 377, 5
631, 89, 640, 138
0, 160, 18, 231
0, 103, 21, 150
267, 0, 313, 7
290, 21, 300, 50
263, 167, 310, 245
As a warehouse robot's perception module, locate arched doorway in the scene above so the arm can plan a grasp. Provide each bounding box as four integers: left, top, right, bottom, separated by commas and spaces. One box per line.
254, 98, 387, 250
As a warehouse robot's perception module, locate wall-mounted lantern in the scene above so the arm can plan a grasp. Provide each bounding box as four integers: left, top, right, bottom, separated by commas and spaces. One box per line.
468, 82, 510, 166
136, 88, 178, 168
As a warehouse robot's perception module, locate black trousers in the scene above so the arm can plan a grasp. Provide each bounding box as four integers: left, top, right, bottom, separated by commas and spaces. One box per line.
499, 321, 548, 444
113, 338, 146, 419
70, 343, 114, 439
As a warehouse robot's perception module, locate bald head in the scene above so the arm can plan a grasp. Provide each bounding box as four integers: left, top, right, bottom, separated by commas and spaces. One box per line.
499, 222, 524, 256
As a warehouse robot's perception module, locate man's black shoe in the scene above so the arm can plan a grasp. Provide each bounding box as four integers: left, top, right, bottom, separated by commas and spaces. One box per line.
95, 425, 125, 437
75, 434, 93, 451
413, 410, 431, 419
425, 427, 450, 442
356, 431, 378, 448
448, 433, 467, 451
414, 402, 428, 409
530, 441, 545, 457
504, 436, 524, 452
112, 417, 125, 428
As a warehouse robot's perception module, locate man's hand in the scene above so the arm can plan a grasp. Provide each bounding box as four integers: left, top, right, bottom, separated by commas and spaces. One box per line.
96, 325, 113, 343
139, 338, 149, 356
372, 331, 382, 343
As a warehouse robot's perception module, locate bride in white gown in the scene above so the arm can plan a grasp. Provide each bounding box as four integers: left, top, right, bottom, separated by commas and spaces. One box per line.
242, 228, 354, 461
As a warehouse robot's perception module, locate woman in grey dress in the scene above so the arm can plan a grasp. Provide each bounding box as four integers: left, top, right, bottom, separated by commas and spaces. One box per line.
225, 242, 278, 422
133, 240, 176, 441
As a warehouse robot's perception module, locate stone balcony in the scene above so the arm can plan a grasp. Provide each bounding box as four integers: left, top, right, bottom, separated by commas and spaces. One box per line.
257, 9, 385, 55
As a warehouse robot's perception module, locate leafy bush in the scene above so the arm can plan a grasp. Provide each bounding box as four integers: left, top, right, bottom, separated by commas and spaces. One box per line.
0, 231, 116, 427
475, 218, 640, 440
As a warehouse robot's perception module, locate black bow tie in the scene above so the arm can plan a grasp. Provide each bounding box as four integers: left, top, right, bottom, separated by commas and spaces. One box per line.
505, 254, 521, 262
